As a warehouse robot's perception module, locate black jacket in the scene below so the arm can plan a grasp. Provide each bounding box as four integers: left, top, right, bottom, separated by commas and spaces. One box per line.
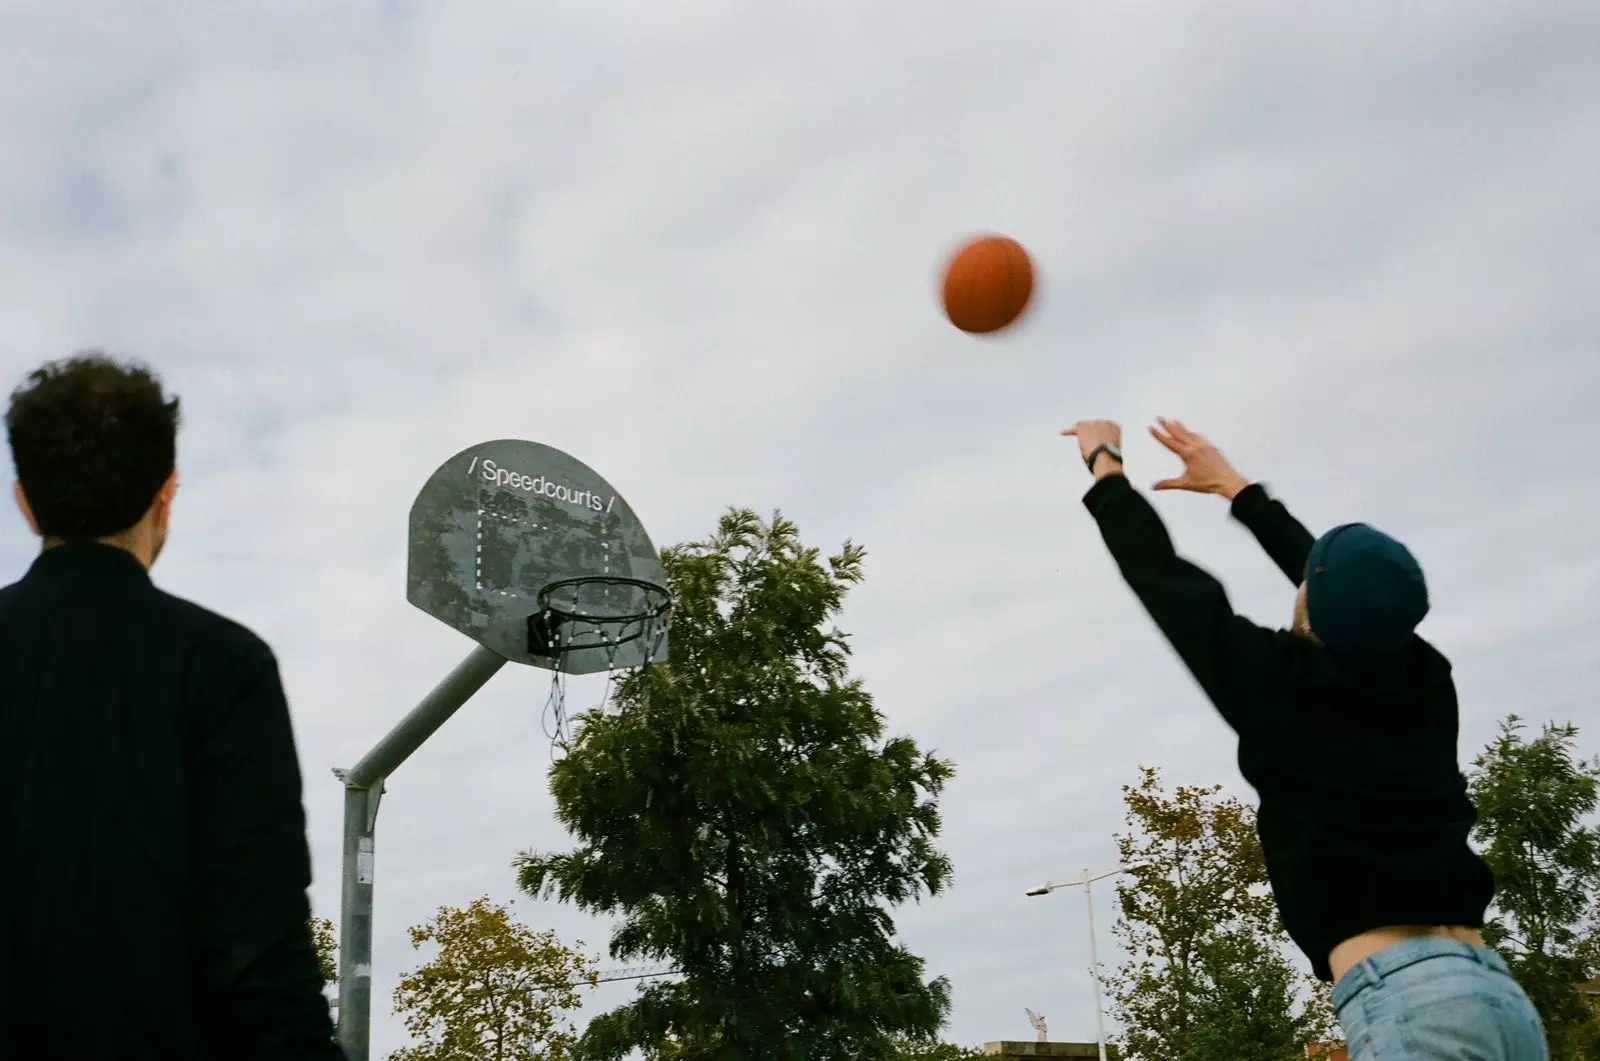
1083, 474, 1494, 981
0, 543, 345, 1059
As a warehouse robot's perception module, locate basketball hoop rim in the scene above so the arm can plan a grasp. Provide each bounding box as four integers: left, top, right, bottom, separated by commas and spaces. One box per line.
534, 575, 672, 627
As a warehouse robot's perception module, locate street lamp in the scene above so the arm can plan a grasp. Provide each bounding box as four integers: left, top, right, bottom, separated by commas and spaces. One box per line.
1026, 860, 1150, 1061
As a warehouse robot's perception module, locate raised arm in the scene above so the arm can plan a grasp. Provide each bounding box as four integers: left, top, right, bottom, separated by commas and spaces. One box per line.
1147, 418, 1315, 586
1228, 483, 1316, 586
1078, 471, 1288, 731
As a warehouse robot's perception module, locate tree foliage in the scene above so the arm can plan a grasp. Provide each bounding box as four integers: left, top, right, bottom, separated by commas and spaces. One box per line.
887, 1038, 984, 1061
1185, 928, 1329, 1061
1470, 715, 1600, 1060
516, 509, 955, 1061
389, 896, 596, 1061
310, 916, 338, 987
1105, 767, 1333, 1061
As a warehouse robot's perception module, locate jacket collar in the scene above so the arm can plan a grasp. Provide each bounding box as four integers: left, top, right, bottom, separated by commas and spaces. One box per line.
24, 541, 152, 583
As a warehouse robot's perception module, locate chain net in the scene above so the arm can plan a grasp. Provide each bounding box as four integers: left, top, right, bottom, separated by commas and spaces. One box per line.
533, 576, 670, 760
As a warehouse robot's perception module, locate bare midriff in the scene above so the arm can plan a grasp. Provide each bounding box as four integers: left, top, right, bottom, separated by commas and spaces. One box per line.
1329, 925, 1486, 984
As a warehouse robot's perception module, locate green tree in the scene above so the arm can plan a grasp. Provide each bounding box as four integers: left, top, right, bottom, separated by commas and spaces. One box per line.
1187, 929, 1331, 1061
1105, 767, 1333, 1061
1470, 715, 1600, 1060
389, 896, 597, 1061
310, 916, 338, 987
888, 1038, 984, 1061
1574, 890, 1600, 986
516, 508, 955, 1061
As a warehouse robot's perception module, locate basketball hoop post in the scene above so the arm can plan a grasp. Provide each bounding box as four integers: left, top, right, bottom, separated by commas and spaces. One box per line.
333, 438, 669, 1061
334, 643, 508, 1061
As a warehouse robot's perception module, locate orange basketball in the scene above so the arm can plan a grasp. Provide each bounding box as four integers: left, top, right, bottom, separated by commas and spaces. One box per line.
940, 234, 1035, 334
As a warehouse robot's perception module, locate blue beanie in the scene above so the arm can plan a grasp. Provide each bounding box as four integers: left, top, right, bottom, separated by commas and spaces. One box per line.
1303, 523, 1429, 654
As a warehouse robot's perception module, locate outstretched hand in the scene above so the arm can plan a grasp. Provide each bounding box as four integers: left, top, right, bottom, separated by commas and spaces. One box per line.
1148, 418, 1250, 500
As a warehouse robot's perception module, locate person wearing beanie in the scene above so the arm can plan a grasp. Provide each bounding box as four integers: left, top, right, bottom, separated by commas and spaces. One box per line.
1303, 522, 1432, 654
1060, 417, 1547, 1061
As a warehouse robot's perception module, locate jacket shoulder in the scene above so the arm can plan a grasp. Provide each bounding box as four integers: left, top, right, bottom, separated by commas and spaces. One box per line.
148, 586, 277, 663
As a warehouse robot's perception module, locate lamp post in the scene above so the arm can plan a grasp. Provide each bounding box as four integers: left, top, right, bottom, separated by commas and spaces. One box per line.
1026, 860, 1149, 1061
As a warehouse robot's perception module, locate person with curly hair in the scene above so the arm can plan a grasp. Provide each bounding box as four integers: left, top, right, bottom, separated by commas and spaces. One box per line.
0, 352, 345, 1060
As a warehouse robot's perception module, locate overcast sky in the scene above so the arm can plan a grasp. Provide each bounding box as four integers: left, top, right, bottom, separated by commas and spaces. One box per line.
3, 1, 1598, 1054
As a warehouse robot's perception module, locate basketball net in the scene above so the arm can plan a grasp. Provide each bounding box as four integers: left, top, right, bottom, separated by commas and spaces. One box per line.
537, 584, 670, 761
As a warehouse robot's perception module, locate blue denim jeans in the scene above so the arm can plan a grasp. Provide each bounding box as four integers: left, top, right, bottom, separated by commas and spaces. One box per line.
1332, 936, 1548, 1060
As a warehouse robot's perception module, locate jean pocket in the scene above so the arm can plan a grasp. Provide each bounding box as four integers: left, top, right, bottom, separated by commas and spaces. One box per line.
1395, 993, 1530, 1060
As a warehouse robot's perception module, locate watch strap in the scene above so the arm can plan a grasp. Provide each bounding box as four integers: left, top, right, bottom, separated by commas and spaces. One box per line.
1084, 442, 1123, 472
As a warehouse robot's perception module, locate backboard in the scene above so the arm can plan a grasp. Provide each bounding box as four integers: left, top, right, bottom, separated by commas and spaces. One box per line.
407, 439, 670, 674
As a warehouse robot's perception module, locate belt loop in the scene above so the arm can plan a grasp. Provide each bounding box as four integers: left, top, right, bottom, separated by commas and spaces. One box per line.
1360, 956, 1383, 990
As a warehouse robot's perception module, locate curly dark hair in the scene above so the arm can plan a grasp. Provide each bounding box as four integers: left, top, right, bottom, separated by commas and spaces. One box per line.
6, 351, 182, 541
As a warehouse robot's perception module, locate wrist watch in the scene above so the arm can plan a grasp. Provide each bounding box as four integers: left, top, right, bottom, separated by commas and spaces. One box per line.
1085, 442, 1123, 472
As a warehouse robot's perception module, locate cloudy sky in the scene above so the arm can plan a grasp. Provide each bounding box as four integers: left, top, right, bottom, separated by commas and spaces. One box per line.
3, 0, 1598, 1054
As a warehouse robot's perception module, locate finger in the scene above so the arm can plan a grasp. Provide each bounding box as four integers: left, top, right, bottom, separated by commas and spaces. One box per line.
1148, 424, 1182, 453
1152, 423, 1191, 455
1151, 478, 1186, 491
1160, 417, 1194, 443
1060, 426, 1078, 437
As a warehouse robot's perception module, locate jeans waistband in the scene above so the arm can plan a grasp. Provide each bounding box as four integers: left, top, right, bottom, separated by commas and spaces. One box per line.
1331, 935, 1508, 1012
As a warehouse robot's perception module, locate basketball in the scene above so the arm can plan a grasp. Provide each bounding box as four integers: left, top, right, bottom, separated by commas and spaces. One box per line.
940, 235, 1035, 334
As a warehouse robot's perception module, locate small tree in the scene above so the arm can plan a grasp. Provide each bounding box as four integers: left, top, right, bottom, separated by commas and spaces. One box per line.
517, 509, 955, 1061
389, 896, 597, 1061
1470, 716, 1600, 1060
1187, 928, 1329, 1061
310, 917, 338, 987
1105, 767, 1332, 1061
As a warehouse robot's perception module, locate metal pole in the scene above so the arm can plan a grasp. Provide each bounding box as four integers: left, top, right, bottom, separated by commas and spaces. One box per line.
336, 784, 378, 1061
1029, 863, 1144, 1061
335, 643, 508, 1061
1084, 870, 1107, 1061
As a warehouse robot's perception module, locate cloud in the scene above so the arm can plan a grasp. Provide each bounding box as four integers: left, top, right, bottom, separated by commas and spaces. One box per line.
2, 1, 1597, 1053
